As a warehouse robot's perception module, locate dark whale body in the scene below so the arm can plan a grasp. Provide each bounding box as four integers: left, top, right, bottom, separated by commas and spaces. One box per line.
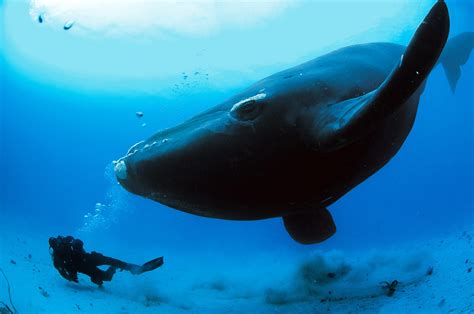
114, 1, 473, 244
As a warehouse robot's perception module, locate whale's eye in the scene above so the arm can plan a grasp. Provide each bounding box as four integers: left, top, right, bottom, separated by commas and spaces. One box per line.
230, 100, 261, 121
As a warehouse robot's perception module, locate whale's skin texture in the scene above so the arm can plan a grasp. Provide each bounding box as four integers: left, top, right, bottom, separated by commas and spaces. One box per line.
113, 1, 455, 243
116, 43, 415, 218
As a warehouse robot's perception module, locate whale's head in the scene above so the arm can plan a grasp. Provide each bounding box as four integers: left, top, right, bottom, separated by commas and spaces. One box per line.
114, 84, 310, 218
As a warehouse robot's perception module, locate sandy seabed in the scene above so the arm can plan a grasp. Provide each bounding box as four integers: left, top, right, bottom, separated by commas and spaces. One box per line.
0, 223, 473, 314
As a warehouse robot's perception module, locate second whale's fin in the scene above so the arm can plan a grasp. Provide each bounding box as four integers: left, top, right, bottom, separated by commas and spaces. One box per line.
440, 32, 474, 93
317, 0, 450, 151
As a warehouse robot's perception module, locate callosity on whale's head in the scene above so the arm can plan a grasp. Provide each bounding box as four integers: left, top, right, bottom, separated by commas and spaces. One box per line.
114, 0, 463, 244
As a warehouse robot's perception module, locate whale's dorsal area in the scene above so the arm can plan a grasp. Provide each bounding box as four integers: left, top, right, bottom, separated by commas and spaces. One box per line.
115, 1, 473, 244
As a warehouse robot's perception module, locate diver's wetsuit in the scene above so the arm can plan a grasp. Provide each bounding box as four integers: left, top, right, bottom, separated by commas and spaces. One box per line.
49, 236, 163, 285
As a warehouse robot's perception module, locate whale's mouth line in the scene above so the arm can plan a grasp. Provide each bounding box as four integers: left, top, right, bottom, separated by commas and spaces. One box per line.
126, 140, 145, 155
113, 140, 144, 165
114, 137, 172, 165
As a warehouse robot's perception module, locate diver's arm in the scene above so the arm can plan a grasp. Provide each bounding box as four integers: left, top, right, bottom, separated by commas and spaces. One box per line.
53, 257, 68, 278
56, 266, 70, 280
53, 257, 78, 282
66, 270, 79, 283
62, 268, 79, 282
56, 265, 78, 282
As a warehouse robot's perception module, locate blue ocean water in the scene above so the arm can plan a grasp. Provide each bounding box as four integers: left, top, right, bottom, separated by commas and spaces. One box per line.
0, 1, 473, 312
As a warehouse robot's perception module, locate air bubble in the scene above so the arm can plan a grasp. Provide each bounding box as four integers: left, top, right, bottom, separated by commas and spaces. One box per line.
64, 21, 75, 30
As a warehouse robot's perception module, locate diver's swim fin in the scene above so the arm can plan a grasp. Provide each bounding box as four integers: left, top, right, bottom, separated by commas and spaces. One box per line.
141, 256, 164, 273
131, 256, 164, 275
283, 208, 336, 244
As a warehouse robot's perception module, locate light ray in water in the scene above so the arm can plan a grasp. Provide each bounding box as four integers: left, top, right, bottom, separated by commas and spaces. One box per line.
29, 0, 292, 36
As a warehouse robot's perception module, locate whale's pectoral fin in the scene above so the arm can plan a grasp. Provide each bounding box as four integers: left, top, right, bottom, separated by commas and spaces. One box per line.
316, 0, 449, 152
283, 208, 336, 244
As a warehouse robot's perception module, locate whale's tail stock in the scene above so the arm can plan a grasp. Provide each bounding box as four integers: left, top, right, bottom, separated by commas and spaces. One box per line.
440, 31, 474, 93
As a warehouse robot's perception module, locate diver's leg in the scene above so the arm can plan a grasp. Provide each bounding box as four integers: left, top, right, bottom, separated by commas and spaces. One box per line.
103, 266, 116, 281
89, 266, 116, 286
86, 252, 163, 276
87, 252, 139, 271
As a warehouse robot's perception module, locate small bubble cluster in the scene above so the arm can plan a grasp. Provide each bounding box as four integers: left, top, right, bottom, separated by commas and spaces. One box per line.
78, 163, 131, 234
172, 69, 210, 94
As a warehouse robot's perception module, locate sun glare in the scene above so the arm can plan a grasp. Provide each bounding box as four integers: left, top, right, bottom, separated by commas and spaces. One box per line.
29, 0, 292, 36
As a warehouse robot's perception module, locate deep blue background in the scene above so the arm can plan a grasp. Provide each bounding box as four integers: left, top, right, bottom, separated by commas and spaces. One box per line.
1, 1, 472, 257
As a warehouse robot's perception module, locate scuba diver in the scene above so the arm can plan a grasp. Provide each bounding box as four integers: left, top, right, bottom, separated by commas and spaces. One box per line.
49, 235, 163, 286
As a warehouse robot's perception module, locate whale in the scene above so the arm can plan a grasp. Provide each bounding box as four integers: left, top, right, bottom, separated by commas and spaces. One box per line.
114, 1, 473, 244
